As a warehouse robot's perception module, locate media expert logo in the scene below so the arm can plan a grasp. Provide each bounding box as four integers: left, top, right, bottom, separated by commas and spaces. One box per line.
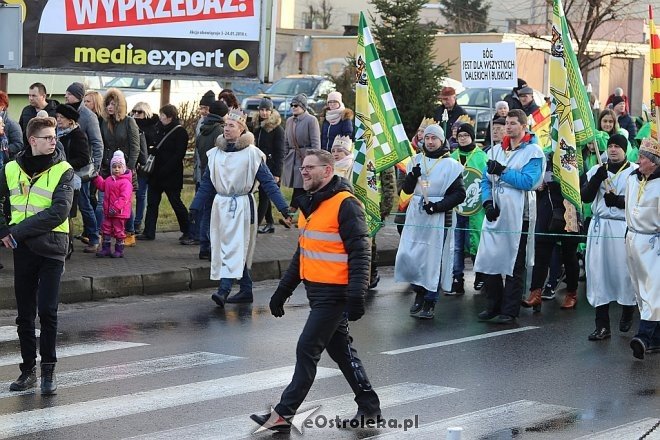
65, 0, 254, 30
73, 44, 250, 71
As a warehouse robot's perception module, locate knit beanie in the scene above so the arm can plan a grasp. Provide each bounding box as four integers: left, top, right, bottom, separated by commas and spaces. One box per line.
607, 133, 628, 152
56, 104, 80, 122
423, 124, 445, 141
493, 117, 506, 126
639, 138, 660, 165
199, 90, 215, 107
209, 100, 229, 117
456, 123, 475, 142
66, 82, 85, 102
258, 97, 274, 111
291, 94, 308, 111
611, 96, 625, 108
327, 91, 343, 104
110, 150, 126, 171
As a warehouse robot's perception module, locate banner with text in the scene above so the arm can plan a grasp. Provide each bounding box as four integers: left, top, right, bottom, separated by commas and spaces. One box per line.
18, 0, 261, 77
460, 43, 517, 88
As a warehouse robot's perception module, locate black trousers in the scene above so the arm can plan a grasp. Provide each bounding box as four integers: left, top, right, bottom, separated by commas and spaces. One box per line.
13, 245, 64, 371
257, 185, 274, 226
595, 303, 636, 330
143, 184, 189, 238
531, 239, 579, 291
275, 299, 381, 417
484, 221, 529, 318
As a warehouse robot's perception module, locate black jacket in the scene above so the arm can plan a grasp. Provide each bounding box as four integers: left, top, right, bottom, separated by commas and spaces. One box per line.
148, 119, 189, 190
135, 115, 160, 148
19, 99, 60, 142
59, 126, 90, 170
251, 110, 284, 178
195, 114, 224, 177
433, 104, 468, 130
278, 176, 370, 301
0, 148, 74, 261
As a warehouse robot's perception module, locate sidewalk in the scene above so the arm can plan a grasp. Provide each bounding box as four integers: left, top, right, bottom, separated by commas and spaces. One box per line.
0, 225, 401, 309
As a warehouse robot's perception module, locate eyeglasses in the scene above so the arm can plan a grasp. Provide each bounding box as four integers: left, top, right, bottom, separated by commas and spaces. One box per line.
290, 104, 299, 108
132, 110, 144, 115
298, 165, 328, 172
457, 133, 472, 139
33, 135, 57, 143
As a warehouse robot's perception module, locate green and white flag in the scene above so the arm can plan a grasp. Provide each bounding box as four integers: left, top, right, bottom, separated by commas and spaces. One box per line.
353, 12, 412, 235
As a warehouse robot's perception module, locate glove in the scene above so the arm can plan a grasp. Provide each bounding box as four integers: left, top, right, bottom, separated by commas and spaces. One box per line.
487, 160, 506, 176
423, 201, 442, 215
345, 297, 365, 321
483, 201, 500, 222
269, 288, 290, 318
603, 191, 618, 207
411, 164, 422, 178
593, 164, 608, 182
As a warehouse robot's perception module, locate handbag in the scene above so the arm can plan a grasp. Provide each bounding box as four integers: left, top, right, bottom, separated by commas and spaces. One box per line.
142, 124, 182, 175
74, 160, 97, 182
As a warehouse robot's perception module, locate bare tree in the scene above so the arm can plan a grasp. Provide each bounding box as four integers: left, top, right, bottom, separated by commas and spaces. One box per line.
305, 0, 333, 30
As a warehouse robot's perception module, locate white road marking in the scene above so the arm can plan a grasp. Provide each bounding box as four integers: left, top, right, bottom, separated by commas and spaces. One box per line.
573, 418, 660, 439
0, 340, 148, 367
0, 365, 342, 439
382, 327, 540, 355
0, 326, 39, 343
0, 351, 241, 399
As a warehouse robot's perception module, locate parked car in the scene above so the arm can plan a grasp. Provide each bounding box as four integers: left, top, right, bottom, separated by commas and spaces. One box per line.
455, 87, 545, 143
241, 75, 336, 119
218, 79, 267, 106
95, 77, 222, 113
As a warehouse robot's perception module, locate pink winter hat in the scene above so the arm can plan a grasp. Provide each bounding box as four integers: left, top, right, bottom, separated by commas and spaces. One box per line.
110, 150, 126, 170
327, 91, 343, 104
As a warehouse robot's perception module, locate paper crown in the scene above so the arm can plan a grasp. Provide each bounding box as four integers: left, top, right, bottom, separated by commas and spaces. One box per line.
226, 109, 247, 126
417, 117, 435, 131
456, 114, 474, 125
640, 138, 660, 158
331, 135, 353, 152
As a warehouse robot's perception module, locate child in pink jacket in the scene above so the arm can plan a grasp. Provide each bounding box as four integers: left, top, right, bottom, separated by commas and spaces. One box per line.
93, 151, 133, 258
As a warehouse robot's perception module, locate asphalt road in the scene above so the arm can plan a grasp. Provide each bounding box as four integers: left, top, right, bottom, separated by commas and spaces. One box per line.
0, 267, 658, 440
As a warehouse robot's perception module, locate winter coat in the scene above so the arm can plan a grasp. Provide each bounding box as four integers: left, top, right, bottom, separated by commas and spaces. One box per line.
282, 111, 321, 188
0, 147, 74, 261
433, 104, 468, 130
251, 110, 284, 178
277, 175, 370, 301
59, 126, 91, 171
194, 114, 224, 183
617, 114, 637, 144
99, 88, 140, 183
19, 99, 60, 141
135, 115, 160, 148
72, 102, 104, 171
1, 112, 23, 159
521, 101, 539, 116
320, 108, 354, 151
148, 119, 189, 190
93, 170, 133, 219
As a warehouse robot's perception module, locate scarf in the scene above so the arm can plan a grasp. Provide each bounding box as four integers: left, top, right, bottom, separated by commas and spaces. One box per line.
325, 105, 345, 125
333, 154, 354, 178
57, 124, 78, 139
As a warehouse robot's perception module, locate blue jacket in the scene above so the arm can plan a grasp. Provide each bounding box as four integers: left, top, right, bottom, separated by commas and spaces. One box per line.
320, 108, 354, 151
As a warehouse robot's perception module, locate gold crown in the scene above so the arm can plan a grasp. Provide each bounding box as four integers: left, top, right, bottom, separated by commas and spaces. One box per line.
332, 135, 353, 152
226, 109, 247, 126
640, 138, 660, 158
456, 114, 474, 126
418, 117, 435, 131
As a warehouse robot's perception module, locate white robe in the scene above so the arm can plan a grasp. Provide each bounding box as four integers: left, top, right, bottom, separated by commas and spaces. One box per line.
474, 143, 546, 276
207, 144, 266, 280
585, 162, 637, 307
394, 153, 464, 292
625, 173, 660, 321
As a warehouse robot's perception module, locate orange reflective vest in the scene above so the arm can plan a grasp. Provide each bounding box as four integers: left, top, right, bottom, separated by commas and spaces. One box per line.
298, 191, 352, 284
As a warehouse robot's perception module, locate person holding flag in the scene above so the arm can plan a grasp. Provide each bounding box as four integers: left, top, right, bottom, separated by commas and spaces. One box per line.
394, 124, 465, 319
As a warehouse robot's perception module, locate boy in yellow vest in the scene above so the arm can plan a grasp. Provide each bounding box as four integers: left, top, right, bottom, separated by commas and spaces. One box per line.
0, 116, 74, 395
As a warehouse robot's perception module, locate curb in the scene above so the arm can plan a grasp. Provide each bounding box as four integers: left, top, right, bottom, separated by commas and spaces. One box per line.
0, 250, 397, 309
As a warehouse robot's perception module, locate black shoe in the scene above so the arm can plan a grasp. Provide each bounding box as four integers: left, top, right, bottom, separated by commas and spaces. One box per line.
448, 277, 465, 296
473, 273, 485, 291
257, 224, 275, 234
630, 337, 647, 360
9, 366, 37, 391
40, 363, 57, 395
250, 411, 291, 434
226, 290, 254, 304
136, 234, 154, 241
416, 300, 435, 319
409, 292, 425, 316
588, 327, 611, 341
541, 284, 556, 300
489, 314, 516, 324
478, 310, 498, 321
180, 238, 199, 245
199, 250, 211, 260
647, 345, 660, 354
619, 318, 633, 333
368, 274, 380, 290
211, 291, 229, 308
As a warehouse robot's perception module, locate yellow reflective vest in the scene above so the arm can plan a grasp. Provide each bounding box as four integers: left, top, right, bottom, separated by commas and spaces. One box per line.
5, 160, 71, 233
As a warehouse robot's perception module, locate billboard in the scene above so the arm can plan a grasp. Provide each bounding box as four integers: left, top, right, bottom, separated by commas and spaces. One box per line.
19, 0, 261, 77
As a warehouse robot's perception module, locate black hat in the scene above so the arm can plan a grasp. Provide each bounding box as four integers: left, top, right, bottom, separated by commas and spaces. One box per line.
493, 117, 506, 126
258, 97, 274, 111
608, 133, 628, 152
456, 123, 475, 142
611, 96, 625, 108
209, 100, 229, 117
200, 90, 215, 107
55, 104, 80, 122
66, 82, 85, 102
518, 86, 533, 96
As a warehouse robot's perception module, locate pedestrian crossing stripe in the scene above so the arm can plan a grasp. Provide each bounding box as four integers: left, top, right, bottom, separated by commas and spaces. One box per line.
0, 340, 149, 367
0, 352, 241, 399
125, 382, 462, 439
0, 326, 39, 343
0, 366, 342, 439
366, 400, 578, 439
573, 418, 660, 439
